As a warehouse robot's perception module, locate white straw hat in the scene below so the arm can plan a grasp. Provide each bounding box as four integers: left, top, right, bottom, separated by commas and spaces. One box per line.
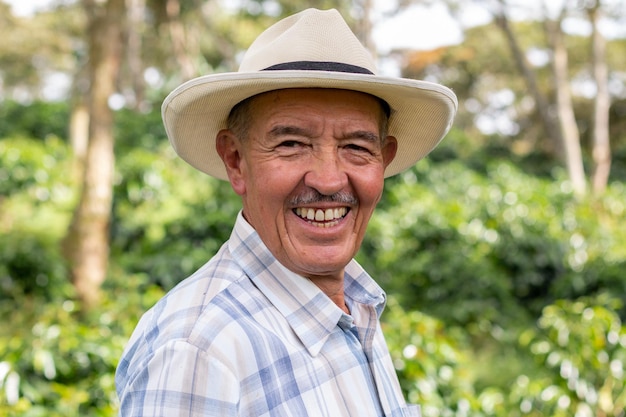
162, 8, 458, 180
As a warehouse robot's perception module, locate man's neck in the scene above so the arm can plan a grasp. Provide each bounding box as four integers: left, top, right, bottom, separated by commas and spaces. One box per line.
307, 274, 349, 314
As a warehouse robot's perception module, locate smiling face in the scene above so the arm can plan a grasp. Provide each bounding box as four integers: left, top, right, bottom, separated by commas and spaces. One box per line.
216, 88, 397, 281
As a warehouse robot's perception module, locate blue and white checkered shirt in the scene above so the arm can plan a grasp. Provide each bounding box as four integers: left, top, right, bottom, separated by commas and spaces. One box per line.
116, 212, 420, 417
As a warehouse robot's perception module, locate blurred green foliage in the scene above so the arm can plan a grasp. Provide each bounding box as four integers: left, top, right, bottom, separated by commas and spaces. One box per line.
514, 295, 626, 417
111, 142, 240, 289
0, 101, 69, 141
0, 274, 164, 416
1, 101, 625, 416
0, 136, 75, 300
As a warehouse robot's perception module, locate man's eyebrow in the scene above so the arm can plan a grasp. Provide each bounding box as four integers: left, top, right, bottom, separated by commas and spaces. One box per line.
343, 130, 380, 143
268, 125, 312, 138
268, 126, 381, 143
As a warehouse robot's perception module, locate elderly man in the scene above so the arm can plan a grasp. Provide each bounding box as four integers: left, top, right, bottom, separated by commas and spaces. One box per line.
116, 8, 456, 417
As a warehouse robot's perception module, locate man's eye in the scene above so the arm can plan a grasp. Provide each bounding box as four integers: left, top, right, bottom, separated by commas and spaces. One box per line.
278, 140, 302, 148
345, 144, 369, 152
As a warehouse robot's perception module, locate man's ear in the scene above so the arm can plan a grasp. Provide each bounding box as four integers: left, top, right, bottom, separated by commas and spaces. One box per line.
381, 136, 398, 169
216, 129, 246, 195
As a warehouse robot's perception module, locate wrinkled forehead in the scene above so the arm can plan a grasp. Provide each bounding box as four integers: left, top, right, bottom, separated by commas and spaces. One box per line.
232, 87, 390, 120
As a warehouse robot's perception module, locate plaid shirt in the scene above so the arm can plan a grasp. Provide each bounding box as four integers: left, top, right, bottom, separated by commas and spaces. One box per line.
116, 212, 420, 417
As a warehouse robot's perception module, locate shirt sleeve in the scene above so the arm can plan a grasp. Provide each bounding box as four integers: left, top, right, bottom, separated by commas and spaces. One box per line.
118, 339, 240, 417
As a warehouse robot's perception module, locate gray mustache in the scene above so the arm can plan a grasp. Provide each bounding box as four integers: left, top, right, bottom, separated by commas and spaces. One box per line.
290, 190, 357, 206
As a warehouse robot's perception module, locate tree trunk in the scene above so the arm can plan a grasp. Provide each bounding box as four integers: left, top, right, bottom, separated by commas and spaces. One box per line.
588, 3, 611, 196
493, 5, 563, 155
127, 0, 146, 109
69, 98, 89, 180
166, 0, 196, 80
63, 0, 125, 309
544, 11, 587, 197
354, 0, 376, 58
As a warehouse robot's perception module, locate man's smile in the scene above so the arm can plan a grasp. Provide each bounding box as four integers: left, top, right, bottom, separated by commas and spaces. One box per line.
293, 207, 349, 228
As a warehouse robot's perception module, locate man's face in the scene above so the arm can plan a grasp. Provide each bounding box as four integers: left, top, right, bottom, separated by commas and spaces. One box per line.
217, 88, 397, 280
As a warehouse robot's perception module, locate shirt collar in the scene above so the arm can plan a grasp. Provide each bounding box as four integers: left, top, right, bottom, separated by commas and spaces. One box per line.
228, 212, 386, 356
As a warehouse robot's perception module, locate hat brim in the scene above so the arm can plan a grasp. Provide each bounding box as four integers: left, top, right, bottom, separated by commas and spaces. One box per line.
162, 71, 457, 181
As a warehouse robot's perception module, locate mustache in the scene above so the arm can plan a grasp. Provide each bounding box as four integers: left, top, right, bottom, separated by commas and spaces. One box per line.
289, 190, 358, 206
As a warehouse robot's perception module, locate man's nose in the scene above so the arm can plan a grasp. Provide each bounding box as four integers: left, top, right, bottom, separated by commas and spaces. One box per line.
303, 149, 348, 195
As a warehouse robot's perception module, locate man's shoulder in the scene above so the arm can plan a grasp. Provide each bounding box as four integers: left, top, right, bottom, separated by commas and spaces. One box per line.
151, 242, 250, 323
117, 241, 265, 372
125, 243, 248, 342
169, 242, 245, 305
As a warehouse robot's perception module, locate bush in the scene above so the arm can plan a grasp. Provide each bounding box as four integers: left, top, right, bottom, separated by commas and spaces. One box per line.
383, 298, 488, 416
0, 276, 164, 417
0, 101, 69, 141
363, 154, 626, 327
512, 295, 626, 417
0, 136, 72, 198
0, 136, 75, 299
110, 142, 241, 289
0, 232, 69, 301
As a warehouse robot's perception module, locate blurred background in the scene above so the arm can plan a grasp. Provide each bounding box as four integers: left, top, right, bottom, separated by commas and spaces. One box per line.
1, 0, 625, 416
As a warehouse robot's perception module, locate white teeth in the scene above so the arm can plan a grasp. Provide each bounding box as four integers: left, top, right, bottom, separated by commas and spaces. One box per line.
295, 207, 348, 227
